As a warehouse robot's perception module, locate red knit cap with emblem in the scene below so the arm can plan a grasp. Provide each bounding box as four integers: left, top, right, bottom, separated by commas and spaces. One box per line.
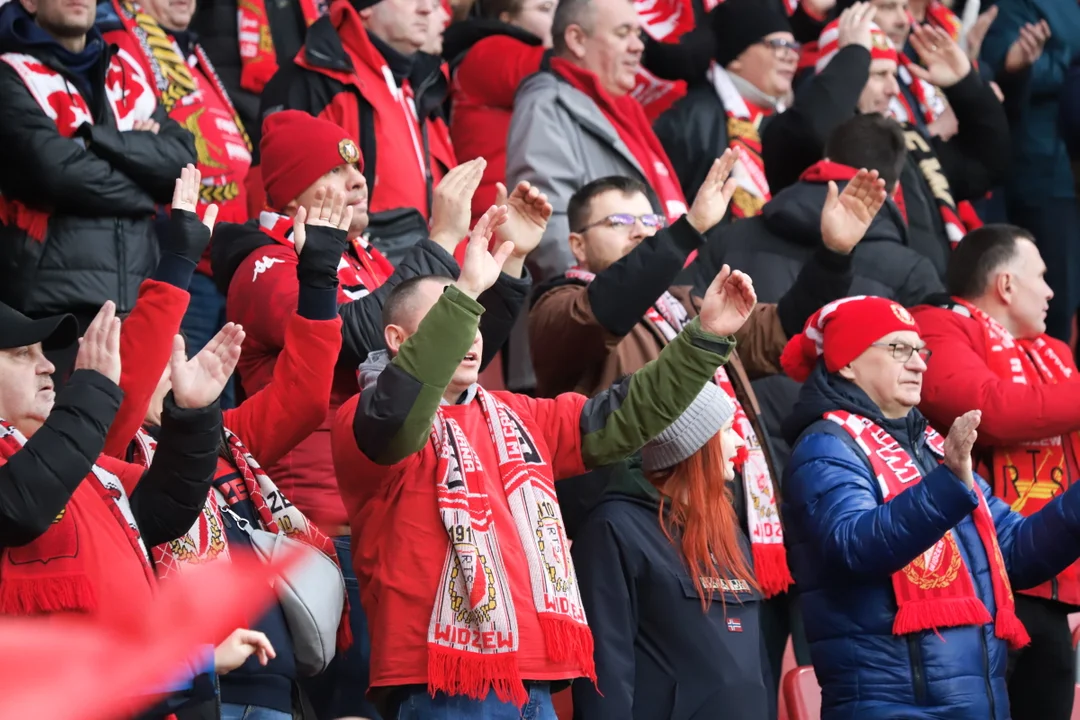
780, 296, 921, 382
815, 19, 897, 73
259, 110, 363, 211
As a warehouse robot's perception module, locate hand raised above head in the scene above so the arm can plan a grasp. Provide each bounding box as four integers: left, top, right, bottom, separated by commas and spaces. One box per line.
686, 149, 739, 234
429, 158, 487, 254
169, 323, 245, 410
495, 180, 552, 259
74, 301, 122, 385
291, 186, 354, 257
820, 168, 888, 255
453, 204, 513, 300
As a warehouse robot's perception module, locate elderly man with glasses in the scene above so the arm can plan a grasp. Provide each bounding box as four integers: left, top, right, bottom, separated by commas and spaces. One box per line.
528, 157, 888, 696
781, 292, 1080, 720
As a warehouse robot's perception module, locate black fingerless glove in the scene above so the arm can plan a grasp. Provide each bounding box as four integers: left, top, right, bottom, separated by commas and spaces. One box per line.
296, 225, 350, 290
164, 209, 211, 264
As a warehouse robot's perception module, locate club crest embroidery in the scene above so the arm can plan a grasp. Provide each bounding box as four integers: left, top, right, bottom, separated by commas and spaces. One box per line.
338, 138, 360, 165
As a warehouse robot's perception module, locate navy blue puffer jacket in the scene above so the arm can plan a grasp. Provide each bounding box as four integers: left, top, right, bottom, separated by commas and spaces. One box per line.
781, 365, 1080, 720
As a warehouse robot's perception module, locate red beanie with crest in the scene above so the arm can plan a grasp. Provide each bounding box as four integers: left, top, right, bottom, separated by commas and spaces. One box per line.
260, 110, 363, 211
780, 296, 921, 382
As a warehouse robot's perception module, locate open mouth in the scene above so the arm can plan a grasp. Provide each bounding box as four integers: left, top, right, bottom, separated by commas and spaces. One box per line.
462, 351, 479, 364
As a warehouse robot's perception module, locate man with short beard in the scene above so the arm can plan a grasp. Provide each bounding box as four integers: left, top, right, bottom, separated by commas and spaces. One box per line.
0, 0, 195, 369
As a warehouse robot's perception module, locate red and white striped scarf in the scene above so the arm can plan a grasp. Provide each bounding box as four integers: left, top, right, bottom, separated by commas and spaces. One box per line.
566, 268, 793, 597
428, 388, 595, 707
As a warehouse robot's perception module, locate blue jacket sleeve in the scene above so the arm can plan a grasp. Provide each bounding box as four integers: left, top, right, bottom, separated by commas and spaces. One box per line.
981, 1, 1075, 99
786, 433, 979, 577
986, 476, 1080, 590
570, 516, 637, 718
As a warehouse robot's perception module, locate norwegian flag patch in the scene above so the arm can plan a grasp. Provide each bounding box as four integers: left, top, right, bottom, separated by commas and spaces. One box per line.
727, 618, 743, 633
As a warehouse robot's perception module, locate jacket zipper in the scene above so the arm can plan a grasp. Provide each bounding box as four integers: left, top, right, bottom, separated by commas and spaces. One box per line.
907, 636, 926, 704
115, 219, 126, 310
980, 631, 997, 718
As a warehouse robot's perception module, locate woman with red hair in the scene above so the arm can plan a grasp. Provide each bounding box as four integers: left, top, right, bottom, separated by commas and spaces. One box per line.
570, 383, 772, 720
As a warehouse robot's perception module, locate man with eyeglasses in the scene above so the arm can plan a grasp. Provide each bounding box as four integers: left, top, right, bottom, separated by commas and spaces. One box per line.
914, 225, 1080, 720
781, 293, 1080, 720
528, 156, 888, 696
655, 0, 799, 218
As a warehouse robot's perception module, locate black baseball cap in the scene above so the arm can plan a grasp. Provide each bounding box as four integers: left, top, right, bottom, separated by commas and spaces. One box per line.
0, 302, 78, 352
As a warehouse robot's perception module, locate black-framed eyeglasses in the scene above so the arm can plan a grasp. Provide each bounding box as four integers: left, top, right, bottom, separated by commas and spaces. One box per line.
574, 213, 667, 233
761, 37, 801, 56
871, 342, 932, 363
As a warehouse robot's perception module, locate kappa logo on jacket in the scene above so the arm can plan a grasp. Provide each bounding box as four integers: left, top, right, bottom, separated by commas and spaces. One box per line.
251, 255, 284, 281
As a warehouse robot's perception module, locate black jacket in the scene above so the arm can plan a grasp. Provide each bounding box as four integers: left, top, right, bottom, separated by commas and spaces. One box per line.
0, 369, 220, 550
571, 461, 772, 720
0, 3, 195, 318
695, 178, 944, 476
209, 220, 529, 373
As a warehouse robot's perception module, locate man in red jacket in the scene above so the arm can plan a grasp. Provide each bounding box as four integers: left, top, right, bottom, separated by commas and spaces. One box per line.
211, 109, 533, 718
256, 0, 457, 261
914, 224, 1079, 720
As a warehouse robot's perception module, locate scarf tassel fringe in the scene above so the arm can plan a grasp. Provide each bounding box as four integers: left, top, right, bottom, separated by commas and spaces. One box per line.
539, 615, 597, 684
0, 576, 95, 614
892, 596, 991, 637
427, 648, 529, 708
752, 544, 794, 599
994, 608, 1031, 650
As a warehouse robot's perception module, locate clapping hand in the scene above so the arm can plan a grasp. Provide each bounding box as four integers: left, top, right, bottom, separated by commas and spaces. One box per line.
1004, 20, 1051, 74
909, 24, 972, 88
170, 323, 245, 409
944, 409, 981, 490
697, 264, 757, 337
836, 2, 878, 51
494, 180, 552, 258
132, 118, 161, 134
685, 149, 738, 234
430, 158, 486, 254
453, 204, 512, 300
172, 164, 219, 234
963, 5, 997, 61
820, 169, 888, 255
292, 187, 353, 256
74, 301, 122, 385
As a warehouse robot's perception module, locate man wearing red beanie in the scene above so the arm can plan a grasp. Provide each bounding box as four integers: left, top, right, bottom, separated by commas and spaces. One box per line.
209, 109, 542, 719
777, 294, 1080, 719
255, 0, 457, 262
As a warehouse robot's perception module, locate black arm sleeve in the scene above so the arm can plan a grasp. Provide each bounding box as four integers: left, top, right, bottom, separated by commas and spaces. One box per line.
0, 65, 157, 217
932, 69, 1011, 202
775, 246, 855, 337
788, 1, 829, 44
129, 393, 221, 548
338, 237, 460, 369
642, 20, 717, 82
477, 270, 531, 371
0, 370, 122, 547
761, 45, 871, 193
588, 216, 705, 337
80, 107, 197, 204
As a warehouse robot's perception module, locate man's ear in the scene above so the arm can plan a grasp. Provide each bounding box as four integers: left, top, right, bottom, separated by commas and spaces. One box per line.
838, 364, 856, 381
994, 271, 1013, 305
359, 6, 375, 21
568, 232, 588, 267
384, 324, 407, 355
564, 24, 589, 60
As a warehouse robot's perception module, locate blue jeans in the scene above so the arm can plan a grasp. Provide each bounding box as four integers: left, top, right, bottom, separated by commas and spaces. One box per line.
395, 684, 556, 720
300, 535, 380, 719
180, 272, 235, 408
219, 704, 291, 720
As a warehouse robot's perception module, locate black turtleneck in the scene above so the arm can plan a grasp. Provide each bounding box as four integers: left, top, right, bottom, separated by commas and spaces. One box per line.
166, 28, 195, 57
367, 30, 414, 85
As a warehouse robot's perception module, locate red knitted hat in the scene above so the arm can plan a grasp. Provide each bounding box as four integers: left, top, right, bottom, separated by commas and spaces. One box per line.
780, 296, 921, 382
815, 19, 897, 73
260, 110, 363, 211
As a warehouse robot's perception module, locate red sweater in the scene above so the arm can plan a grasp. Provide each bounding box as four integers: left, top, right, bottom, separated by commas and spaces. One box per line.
331, 390, 589, 688
913, 305, 1080, 446
450, 36, 545, 226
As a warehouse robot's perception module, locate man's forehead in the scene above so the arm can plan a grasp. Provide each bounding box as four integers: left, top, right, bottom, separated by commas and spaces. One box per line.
588, 189, 652, 216
880, 330, 922, 345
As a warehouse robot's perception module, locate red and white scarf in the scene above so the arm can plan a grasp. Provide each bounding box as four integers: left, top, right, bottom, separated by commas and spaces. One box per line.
566, 268, 792, 597
137, 427, 352, 649
238, 0, 325, 93
0, 419, 154, 615
708, 64, 778, 220
825, 410, 1029, 649
258, 210, 393, 301
950, 298, 1080, 603
428, 388, 595, 707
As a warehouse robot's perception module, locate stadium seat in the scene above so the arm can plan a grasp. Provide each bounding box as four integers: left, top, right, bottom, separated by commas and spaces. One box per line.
783, 666, 821, 720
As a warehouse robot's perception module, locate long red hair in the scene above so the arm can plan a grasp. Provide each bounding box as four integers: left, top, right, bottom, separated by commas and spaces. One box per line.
647, 431, 759, 611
